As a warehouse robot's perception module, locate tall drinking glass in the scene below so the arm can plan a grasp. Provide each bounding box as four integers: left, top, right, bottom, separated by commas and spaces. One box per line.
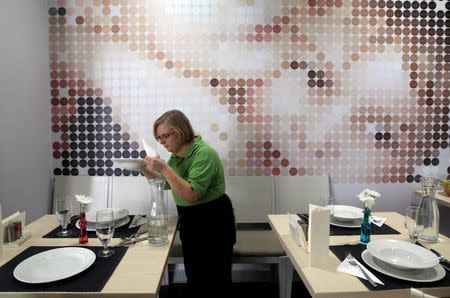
404, 206, 423, 244
56, 196, 73, 237
320, 194, 334, 219
96, 209, 115, 257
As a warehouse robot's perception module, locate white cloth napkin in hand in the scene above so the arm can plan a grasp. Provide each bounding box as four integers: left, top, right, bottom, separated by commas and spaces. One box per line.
129, 215, 147, 228
337, 256, 384, 285
370, 215, 387, 227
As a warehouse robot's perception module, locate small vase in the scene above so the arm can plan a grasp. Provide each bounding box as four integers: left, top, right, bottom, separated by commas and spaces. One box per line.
360, 208, 371, 244
79, 203, 89, 244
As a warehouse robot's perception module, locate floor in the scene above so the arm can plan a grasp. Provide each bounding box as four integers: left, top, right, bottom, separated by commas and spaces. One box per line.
160, 267, 312, 298
159, 281, 312, 298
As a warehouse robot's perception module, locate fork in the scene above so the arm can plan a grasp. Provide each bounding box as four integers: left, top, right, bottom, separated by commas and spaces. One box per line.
346, 253, 378, 287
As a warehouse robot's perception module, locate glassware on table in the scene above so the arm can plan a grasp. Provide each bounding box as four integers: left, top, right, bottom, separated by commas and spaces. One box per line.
416, 176, 440, 243
320, 194, 334, 219
95, 209, 115, 257
56, 196, 73, 237
405, 205, 423, 244
147, 178, 169, 246
360, 207, 371, 244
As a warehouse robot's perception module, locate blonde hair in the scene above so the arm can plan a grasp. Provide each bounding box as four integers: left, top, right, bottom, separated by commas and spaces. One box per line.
153, 110, 195, 144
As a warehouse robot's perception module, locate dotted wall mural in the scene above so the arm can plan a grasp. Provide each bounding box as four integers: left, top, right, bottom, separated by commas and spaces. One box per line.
49, 0, 450, 183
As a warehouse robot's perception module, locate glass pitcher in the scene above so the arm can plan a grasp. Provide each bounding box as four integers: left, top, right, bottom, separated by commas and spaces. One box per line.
415, 176, 440, 243
147, 178, 169, 245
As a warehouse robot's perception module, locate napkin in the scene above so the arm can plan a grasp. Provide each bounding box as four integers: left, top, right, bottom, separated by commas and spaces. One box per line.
337, 256, 384, 285
129, 215, 147, 228
370, 215, 386, 227
142, 139, 159, 158
308, 204, 330, 266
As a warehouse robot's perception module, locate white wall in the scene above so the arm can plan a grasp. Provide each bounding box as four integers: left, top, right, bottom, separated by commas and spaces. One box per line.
0, 1, 52, 223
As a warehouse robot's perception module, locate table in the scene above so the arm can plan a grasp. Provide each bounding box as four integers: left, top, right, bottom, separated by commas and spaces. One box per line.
268, 212, 450, 298
0, 214, 178, 298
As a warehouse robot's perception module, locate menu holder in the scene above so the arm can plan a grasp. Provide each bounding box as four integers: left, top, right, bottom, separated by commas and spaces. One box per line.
308, 204, 330, 267
288, 213, 307, 249
2, 211, 28, 248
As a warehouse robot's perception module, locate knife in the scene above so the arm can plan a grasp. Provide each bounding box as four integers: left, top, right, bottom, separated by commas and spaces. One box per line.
431, 249, 450, 270
117, 236, 148, 246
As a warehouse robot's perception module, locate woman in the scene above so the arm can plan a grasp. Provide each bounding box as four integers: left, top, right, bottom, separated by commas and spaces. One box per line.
142, 110, 236, 298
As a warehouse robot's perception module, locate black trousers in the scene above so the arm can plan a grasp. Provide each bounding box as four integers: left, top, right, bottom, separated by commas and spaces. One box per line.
177, 194, 236, 298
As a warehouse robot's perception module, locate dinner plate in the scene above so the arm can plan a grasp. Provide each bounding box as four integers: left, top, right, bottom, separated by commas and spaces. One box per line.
112, 158, 143, 171
76, 215, 131, 231
330, 218, 362, 228
332, 205, 363, 222
367, 239, 439, 270
13, 247, 96, 284
361, 249, 445, 283
86, 208, 129, 222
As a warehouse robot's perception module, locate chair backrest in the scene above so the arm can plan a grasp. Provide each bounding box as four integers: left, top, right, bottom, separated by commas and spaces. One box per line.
276, 175, 330, 214
225, 176, 276, 223
52, 176, 109, 214
110, 176, 178, 216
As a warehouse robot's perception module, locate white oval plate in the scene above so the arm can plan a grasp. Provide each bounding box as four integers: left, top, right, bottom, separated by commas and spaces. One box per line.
86, 208, 129, 222
367, 239, 439, 270
330, 218, 362, 228
14, 247, 96, 284
332, 205, 363, 222
112, 159, 143, 171
362, 249, 445, 283
76, 215, 131, 231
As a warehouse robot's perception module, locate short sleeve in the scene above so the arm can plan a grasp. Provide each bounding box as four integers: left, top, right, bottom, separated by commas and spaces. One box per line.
187, 149, 217, 197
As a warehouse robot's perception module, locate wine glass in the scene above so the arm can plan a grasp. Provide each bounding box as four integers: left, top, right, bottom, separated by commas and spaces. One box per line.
56, 196, 73, 237
320, 194, 335, 219
96, 209, 115, 257
404, 206, 423, 244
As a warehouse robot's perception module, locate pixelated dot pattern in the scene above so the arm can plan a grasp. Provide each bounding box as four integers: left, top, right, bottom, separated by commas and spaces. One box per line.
49, 0, 449, 182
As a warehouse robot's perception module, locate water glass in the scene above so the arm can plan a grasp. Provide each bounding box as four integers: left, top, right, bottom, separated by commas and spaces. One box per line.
320, 194, 334, 219
404, 206, 423, 244
96, 209, 115, 257
56, 196, 73, 237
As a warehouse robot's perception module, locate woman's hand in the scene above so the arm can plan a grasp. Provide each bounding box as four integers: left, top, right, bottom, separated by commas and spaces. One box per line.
143, 156, 167, 173
141, 157, 164, 179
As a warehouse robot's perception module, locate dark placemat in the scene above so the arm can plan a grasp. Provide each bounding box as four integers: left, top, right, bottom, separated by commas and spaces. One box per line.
236, 222, 272, 231
0, 245, 128, 292
297, 214, 401, 236
330, 244, 450, 291
43, 215, 142, 239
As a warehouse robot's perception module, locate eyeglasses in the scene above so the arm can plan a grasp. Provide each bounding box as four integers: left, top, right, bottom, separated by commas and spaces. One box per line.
156, 131, 175, 143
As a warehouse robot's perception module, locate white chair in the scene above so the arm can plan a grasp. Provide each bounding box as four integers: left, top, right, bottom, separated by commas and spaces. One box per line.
275, 175, 330, 298
110, 176, 178, 216
52, 176, 109, 214
276, 175, 330, 214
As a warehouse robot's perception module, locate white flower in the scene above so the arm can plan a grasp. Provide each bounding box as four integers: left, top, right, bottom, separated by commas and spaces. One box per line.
75, 194, 93, 205
357, 188, 380, 209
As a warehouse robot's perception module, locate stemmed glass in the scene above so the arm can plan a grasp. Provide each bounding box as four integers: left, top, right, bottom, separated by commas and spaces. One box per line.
404, 205, 423, 244
96, 209, 115, 257
56, 196, 73, 237
321, 194, 335, 220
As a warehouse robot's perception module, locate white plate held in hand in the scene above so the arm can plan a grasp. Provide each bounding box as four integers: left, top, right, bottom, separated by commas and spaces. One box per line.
14, 247, 96, 284
367, 239, 439, 270
112, 159, 143, 171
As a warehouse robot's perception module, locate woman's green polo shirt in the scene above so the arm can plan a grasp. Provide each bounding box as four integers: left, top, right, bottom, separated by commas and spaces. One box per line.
167, 136, 225, 206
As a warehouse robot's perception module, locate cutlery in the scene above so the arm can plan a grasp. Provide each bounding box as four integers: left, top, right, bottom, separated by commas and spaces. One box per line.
118, 225, 147, 245
430, 249, 450, 270
346, 253, 378, 287
117, 236, 147, 246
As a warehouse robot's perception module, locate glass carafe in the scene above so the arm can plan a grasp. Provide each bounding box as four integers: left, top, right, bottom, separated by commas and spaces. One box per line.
147, 178, 169, 245
416, 176, 440, 243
